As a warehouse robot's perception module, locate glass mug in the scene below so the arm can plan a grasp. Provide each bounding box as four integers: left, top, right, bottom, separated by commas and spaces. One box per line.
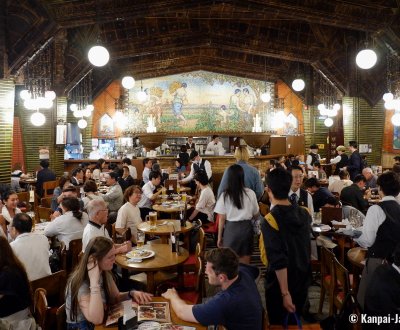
136, 231, 145, 248
146, 212, 158, 230
181, 192, 187, 202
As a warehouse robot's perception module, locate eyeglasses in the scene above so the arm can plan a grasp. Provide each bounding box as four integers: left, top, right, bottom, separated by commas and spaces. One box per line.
293, 175, 304, 179
98, 208, 108, 213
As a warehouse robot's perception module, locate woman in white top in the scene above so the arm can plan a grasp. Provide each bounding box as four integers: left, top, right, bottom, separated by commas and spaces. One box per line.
115, 185, 143, 243
81, 180, 104, 210
328, 169, 353, 195
0, 190, 22, 240
187, 170, 215, 224
215, 164, 259, 264
44, 197, 89, 249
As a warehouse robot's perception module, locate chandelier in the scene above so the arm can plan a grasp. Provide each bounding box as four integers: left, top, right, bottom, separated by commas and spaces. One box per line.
315, 72, 341, 127
19, 39, 56, 126
68, 71, 94, 129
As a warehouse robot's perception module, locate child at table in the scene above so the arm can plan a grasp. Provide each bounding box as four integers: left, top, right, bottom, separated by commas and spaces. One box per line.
65, 236, 153, 328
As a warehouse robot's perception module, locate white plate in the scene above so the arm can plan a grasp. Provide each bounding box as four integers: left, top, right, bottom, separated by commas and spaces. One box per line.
126, 249, 155, 260
138, 321, 160, 330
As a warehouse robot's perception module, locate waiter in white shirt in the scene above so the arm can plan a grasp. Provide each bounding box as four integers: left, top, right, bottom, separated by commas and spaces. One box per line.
206, 135, 224, 155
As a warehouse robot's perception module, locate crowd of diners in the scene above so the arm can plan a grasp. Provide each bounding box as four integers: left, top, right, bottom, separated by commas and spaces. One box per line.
1, 140, 400, 329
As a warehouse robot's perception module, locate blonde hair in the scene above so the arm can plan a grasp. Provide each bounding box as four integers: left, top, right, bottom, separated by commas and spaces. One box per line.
234, 146, 249, 162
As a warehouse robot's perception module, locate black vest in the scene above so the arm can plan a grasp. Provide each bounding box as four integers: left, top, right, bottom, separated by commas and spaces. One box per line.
193, 159, 212, 182
298, 189, 309, 208
309, 153, 318, 166
334, 154, 349, 175
367, 200, 400, 260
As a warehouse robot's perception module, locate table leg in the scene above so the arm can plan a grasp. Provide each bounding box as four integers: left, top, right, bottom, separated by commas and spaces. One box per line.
161, 236, 168, 244
147, 272, 155, 294
177, 264, 184, 288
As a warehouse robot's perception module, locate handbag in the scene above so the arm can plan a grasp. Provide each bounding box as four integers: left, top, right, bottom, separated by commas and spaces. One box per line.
284, 312, 302, 330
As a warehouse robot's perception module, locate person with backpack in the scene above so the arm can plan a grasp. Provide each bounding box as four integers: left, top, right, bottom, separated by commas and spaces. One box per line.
179, 150, 212, 193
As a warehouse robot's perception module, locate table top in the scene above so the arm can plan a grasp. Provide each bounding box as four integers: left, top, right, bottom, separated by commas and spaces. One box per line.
95, 297, 206, 330
138, 220, 194, 235
153, 202, 192, 213
20, 178, 37, 185
115, 243, 189, 272
32, 221, 50, 234
347, 247, 367, 268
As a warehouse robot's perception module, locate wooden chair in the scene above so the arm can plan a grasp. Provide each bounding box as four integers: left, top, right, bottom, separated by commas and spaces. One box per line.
41, 197, 53, 208
318, 247, 336, 316
36, 206, 53, 222
203, 214, 219, 244
30, 270, 67, 308
321, 206, 343, 225
184, 230, 204, 272
17, 191, 31, 212
333, 257, 351, 315
60, 239, 83, 275
34, 288, 48, 330
112, 223, 132, 244
43, 180, 59, 198
165, 179, 178, 193
56, 304, 66, 330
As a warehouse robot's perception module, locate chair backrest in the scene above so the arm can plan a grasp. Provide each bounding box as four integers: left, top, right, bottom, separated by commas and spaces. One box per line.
321, 206, 343, 225
165, 179, 177, 193
112, 223, 132, 244
37, 206, 53, 222
195, 256, 203, 291
56, 304, 66, 330
43, 180, 59, 198
34, 288, 48, 329
17, 191, 31, 212
30, 270, 67, 307
41, 197, 53, 208
320, 247, 335, 288
60, 239, 83, 275
333, 258, 350, 311
198, 227, 205, 255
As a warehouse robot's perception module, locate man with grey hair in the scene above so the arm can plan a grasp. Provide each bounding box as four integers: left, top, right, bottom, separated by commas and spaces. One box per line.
82, 199, 131, 253
362, 167, 378, 189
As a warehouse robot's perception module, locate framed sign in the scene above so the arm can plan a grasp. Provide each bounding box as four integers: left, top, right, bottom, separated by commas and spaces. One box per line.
56, 124, 67, 144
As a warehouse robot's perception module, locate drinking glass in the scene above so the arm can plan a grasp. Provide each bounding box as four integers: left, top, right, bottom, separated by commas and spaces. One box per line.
146, 212, 158, 230
136, 231, 145, 249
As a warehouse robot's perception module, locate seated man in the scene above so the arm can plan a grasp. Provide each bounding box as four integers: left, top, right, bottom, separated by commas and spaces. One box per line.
340, 174, 370, 214
10, 213, 52, 281
36, 159, 56, 198
51, 186, 83, 219
70, 167, 84, 186
304, 177, 335, 212
162, 248, 262, 330
122, 157, 137, 180
362, 167, 378, 190
82, 199, 131, 253
138, 171, 163, 220
102, 172, 124, 212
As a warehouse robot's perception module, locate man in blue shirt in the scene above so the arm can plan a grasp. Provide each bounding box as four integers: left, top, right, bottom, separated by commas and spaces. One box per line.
162, 248, 263, 330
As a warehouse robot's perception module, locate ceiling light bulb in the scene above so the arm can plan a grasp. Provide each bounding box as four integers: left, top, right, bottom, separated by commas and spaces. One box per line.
324, 118, 334, 127
82, 109, 92, 117
136, 90, 148, 103
385, 100, 395, 110
31, 112, 45, 126
70, 103, 78, 112
88, 45, 110, 67
356, 49, 377, 69
86, 104, 94, 111
45, 90, 56, 101
333, 103, 340, 111
260, 92, 271, 103
122, 76, 135, 89
383, 92, 394, 102
317, 104, 325, 111
292, 78, 305, 92
392, 113, 400, 126
20, 90, 31, 100
73, 110, 82, 118
78, 119, 88, 129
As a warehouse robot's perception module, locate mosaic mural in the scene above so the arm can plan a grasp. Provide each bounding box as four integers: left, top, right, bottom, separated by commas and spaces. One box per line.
125, 70, 275, 133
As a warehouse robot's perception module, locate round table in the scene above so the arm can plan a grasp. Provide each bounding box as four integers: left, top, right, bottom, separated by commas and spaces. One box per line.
115, 243, 189, 293
152, 202, 192, 219
138, 220, 194, 247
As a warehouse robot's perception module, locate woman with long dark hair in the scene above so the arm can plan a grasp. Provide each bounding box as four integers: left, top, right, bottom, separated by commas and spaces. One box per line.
215, 164, 259, 264
44, 197, 89, 249
66, 236, 152, 328
0, 236, 36, 328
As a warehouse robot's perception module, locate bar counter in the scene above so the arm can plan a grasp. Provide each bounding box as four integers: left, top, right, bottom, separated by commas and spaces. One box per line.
64, 154, 284, 188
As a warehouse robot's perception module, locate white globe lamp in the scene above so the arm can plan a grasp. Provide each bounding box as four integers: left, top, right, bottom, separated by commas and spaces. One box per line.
86, 104, 94, 112
20, 90, 31, 100
392, 114, 400, 126
136, 90, 148, 103
356, 49, 377, 69
70, 103, 78, 112
88, 45, 110, 67
31, 112, 45, 126
78, 119, 88, 129
122, 76, 135, 89
260, 92, 271, 103
324, 117, 334, 127
45, 90, 56, 101
292, 78, 305, 92
318, 104, 325, 112
383, 92, 394, 102
333, 103, 340, 111
385, 100, 395, 110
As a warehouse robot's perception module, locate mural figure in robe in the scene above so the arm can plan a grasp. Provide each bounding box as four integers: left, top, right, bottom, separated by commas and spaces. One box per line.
172, 82, 188, 123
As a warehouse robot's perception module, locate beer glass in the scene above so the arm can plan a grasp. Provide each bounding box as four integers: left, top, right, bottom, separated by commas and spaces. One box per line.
146, 212, 158, 230
136, 231, 145, 249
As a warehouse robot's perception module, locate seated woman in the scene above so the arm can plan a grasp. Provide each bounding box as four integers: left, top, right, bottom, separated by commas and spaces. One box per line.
174, 158, 186, 178
66, 236, 153, 328
0, 236, 36, 329
115, 185, 143, 243
187, 170, 215, 224
10, 163, 29, 192
82, 180, 104, 211
328, 169, 353, 195
44, 197, 89, 249
0, 190, 22, 240
84, 168, 94, 183
51, 175, 73, 211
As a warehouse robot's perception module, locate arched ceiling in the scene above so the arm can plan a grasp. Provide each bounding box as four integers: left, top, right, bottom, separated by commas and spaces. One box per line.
4, 0, 400, 105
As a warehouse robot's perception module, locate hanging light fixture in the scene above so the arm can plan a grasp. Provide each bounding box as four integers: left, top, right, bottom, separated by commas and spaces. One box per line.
136, 80, 147, 103
260, 57, 271, 103
356, 36, 377, 70
324, 117, 334, 127
78, 118, 88, 129
88, 3, 109, 67
122, 76, 135, 89
20, 39, 56, 112
31, 111, 46, 126
292, 78, 305, 92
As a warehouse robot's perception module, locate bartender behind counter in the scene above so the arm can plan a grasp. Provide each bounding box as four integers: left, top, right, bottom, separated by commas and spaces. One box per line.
206, 135, 224, 155
186, 136, 196, 151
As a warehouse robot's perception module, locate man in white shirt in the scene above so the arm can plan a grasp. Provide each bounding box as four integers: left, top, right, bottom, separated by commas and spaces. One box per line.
206, 135, 224, 155
142, 158, 153, 184
138, 171, 162, 220
122, 157, 137, 180
10, 213, 51, 281
288, 165, 314, 215
306, 144, 321, 171
83, 199, 131, 253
